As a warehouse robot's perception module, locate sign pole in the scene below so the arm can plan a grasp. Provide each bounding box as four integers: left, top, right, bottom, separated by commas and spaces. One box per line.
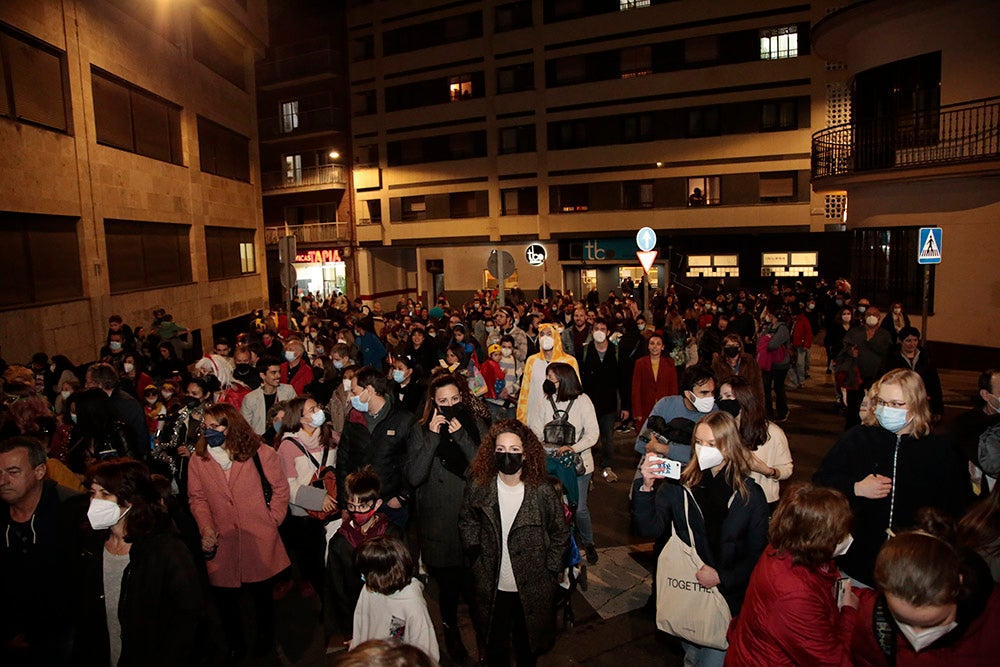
921, 265, 930, 343
497, 249, 505, 308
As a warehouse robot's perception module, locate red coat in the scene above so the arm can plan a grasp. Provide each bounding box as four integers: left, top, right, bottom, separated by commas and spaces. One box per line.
630, 355, 678, 424
726, 548, 855, 666
187, 445, 291, 588
850, 584, 1000, 667
281, 360, 314, 395
792, 314, 813, 348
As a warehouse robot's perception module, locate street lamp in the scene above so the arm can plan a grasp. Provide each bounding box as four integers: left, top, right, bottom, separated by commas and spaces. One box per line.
328, 150, 340, 160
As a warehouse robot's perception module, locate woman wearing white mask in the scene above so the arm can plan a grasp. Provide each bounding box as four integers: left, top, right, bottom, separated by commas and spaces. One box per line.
850, 510, 1000, 665
726, 483, 858, 666
633, 411, 768, 667
814, 369, 973, 589
187, 404, 290, 661
276, 397, 338, 604
76, 458, 203, 667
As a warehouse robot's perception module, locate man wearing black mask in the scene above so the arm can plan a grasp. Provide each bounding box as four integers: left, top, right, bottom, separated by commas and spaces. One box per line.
231, 346, 261, 390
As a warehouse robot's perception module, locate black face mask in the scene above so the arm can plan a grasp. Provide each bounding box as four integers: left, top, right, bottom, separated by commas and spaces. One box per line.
542, 379, 557, 396
495, 452, 523, 475
438, 404, 464, 421
724, 346, 740, 359
235, 363, 252, 375
717, 399, 741, 419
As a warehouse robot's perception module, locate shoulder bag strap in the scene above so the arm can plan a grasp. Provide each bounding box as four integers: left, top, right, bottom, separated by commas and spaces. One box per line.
872, 594, 897, 665
251, 452, 273, 509
284, 436, 321, 470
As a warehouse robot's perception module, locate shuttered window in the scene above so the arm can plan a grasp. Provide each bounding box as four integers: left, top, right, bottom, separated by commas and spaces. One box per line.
205, 226, 256, 280
0, 213, 82, 308
92, 68, 182, 164
104, 220, 192, 293
0, 27, 68, 131
197, 116, 250, 181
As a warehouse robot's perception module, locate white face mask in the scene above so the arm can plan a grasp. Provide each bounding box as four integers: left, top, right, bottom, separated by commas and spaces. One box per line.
540, 335, 555, 351
87, 498, 130, 531
123, 362, 134, 374
896, 619, 958, 652
60, 390, 72, 400
865, 315, 879, 327
688, 392, 715, 413
833, 533, 853, 557
695, 444, 725, 470
342, 379, 352, 392
592, 330, 607, 344
501, 347, 513, 358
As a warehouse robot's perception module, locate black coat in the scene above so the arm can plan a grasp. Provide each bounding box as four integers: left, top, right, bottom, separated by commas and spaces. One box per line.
879, 348, 944, 416
458, 477, 569, 654
335, 399, 419, 504
632, 476, 768, 615
580, 342, 631, 416
813, 424, 973, 586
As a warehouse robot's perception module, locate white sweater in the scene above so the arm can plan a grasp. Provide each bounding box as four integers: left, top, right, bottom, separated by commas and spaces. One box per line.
527, 392, 600, 475
351, 579, 440, 662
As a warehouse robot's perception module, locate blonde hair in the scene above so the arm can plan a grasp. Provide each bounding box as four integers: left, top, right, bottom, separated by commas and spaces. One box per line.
681, 411, 755, 500
862, 369, 932, 438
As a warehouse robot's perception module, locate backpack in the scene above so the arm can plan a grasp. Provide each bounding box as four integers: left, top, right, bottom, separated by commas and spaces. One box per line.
543, 396, 577, 447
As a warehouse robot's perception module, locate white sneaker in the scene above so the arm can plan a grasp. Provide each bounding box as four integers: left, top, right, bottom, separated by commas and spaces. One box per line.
601, 467, 618, 483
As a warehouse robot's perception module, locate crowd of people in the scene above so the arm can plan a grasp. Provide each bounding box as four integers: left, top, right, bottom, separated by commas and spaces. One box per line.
1, 277, 998, 667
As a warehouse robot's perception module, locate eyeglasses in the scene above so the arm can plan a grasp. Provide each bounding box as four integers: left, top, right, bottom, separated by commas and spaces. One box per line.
346, 501, 374, 512
875, 397, 907, 409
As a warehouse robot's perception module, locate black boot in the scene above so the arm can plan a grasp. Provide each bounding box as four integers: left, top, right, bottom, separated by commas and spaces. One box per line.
443, 623, 469, 664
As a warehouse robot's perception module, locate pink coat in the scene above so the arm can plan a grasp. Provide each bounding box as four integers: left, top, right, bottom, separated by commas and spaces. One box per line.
187, 445, 291, 588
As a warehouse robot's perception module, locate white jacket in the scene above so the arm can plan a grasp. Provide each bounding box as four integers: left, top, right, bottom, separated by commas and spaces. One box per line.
351, 579, 439, 662
240, 384, 296, 435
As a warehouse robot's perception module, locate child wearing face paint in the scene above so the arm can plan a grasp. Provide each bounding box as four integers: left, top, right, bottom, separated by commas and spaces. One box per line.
726, 483, 858, 666
459, 420, 570, 665
850, 510, 1000, 666
814, 369, 973, 589
325, 468, 404, 653
633, 411, 769, 667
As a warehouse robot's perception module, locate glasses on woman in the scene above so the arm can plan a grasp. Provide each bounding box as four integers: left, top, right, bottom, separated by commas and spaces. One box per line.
875, 398, 906, 409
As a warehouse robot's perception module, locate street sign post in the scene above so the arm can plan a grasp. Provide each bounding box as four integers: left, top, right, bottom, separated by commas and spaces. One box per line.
487, 249, 516, 307
917, 227, 942, 342
636, 227, 658, 318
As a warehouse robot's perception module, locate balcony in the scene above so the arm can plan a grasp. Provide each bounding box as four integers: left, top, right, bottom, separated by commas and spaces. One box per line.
259, 106, 346, 141
264, 222, 351, 245
812, 96, 1000, 184
257, 38, 340, 85
261, 164, 348, 194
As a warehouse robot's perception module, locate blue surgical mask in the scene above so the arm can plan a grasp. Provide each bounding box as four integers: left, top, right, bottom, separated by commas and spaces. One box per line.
204, 428, 226, 448
392, 369, 406, 383
284, 351, 296, 362
309, 410, 326, 428
351, 394, 370, 413
333, 360, 344, 370
875, 405, 910, 433
272, 419, 282, 432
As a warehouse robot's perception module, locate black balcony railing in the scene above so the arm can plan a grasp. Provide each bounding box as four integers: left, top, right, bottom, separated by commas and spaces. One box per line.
812, 96, 1000, 179
259, 106, 345, 140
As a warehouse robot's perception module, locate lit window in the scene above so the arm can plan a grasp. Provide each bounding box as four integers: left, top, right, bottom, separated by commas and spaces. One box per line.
449, 76, 473, 101
760, 26, 798, 60
240, 242, 255, 273
620, 46, 652, 79
280, 101, 299, 133
284, 154, 302, 184
687, 177, 720, 206
619, 0, 651, 10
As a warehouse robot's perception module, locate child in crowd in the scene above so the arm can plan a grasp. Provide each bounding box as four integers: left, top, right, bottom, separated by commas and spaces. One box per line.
350, 536, 439, 663
325, 467, 403, 653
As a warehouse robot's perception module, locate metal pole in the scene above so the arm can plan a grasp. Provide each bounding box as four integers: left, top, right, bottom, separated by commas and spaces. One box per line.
497, 249, 506, 307
542, 257, 547, 304
643, 274, 650, 320
921, 265, 930, 342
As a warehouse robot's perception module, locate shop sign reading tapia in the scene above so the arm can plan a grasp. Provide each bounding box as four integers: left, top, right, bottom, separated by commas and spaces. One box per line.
294, 249, 343, 263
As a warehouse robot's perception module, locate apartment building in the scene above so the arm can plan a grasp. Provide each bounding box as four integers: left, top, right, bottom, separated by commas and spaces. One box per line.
346, 0, 851, 306
810, 0, 1000, 359
256, 0, 353, 305
0, 0, 268, 363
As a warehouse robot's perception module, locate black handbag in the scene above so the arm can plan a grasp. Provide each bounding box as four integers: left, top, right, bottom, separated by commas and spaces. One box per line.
543, 397, 585, 475
251, 452, 273, 509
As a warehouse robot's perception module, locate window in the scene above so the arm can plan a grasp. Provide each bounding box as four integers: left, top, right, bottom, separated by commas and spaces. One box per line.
622, 181, 654, 209
192, 9, 246, 89
760, 26, 798, 60
449, 75, 473, 102
499, 125, 536, 154
497, 63, 534, 94
550, 183, 589, 212
353, 90, 376, 116
284, 154, 302, 184
383, 11, 483, 56
351, 35, 374, 62
619, 0, 651, 9
104, 220, 191, 293
91, 68, 182, 164
687, 177, 720, 206
0, 213, 82, 307
197, 116, 250, 181
622, 114, 652, 142
280, 101, 299, 133
496, 1, 532, 32
356, 144, 379, 167
687, 107, 720, 137
759, 172, 796, 201
852, 227, 933, 312
0, 28, 68, 131
205, 226, 256, 280
363, 200, 382, 224
552, 56, 586, 86
684, 36, 719, 65
761, 100, 798, 131
449, 191, 488, 218
501, 187, 538, 215
620, 46, 652, 78
400, 196, 427, 221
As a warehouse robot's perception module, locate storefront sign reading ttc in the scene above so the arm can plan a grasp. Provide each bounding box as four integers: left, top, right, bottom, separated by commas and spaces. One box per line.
294, 249, 343, 263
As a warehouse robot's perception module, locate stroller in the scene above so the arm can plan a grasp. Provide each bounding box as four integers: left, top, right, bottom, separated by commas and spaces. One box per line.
549, 476, 585, 629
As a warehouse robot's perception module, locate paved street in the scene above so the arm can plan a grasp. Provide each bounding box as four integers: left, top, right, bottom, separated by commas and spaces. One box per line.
256, 351, 981, 666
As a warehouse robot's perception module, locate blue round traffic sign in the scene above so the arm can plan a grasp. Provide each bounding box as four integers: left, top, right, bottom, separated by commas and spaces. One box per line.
636, 227, 657, 252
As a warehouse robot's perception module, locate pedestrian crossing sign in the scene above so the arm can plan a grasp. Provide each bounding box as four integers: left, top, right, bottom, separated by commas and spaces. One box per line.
918, 227, 942, 264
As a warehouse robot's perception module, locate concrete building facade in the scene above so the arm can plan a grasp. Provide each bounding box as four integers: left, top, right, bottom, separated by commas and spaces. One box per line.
0, 0, 268, 364
346, 0, 852, 307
